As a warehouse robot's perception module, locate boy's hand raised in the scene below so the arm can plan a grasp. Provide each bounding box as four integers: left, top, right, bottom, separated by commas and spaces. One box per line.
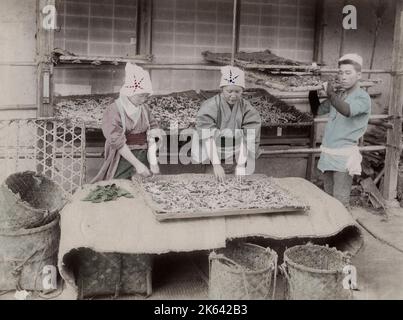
326, 82, 336, 97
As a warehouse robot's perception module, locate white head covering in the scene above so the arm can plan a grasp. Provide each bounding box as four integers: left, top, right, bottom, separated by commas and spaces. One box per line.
339, 53, 363, 67
219, 65, 245, 88
120, 62, 153, 96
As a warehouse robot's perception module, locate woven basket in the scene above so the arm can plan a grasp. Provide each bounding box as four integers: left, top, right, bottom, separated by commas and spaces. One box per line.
0, 216, 60, 291
76, 249, 152, 299
0, 171, 67, 230
209, 243, 278, 300
280, 244, 351, 300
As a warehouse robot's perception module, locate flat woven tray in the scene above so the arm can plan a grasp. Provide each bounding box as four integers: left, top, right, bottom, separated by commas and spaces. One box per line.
202, 50, 306, 67
133, 174, 308, 221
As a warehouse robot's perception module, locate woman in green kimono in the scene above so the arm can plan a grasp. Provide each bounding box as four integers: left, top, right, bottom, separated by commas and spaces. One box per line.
192, 66, 261, 181
91, 63, 160, 183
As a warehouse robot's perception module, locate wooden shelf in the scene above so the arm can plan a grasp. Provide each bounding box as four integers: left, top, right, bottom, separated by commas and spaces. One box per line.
55, 54, 152, 66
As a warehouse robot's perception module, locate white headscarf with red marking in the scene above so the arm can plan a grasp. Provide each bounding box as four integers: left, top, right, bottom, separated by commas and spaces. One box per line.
118, 63, 153, 126
120, 62, 153, 96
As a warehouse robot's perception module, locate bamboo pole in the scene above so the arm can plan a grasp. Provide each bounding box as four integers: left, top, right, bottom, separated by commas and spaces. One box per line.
260, 145, 386, 156
141, 64, 222, 70
383, 0, 403, 202
55, 61, 394, 74
76, 145, 389, 160
368, 120, 393, 129
0, 62, 37, 66
314, 114, 390, 123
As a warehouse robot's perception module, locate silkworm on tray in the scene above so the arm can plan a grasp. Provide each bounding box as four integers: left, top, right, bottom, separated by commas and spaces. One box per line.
54, 92, 312, 129
138, 175, 308, 215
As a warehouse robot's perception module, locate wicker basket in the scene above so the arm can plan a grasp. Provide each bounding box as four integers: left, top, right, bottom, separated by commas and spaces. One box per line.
76, 249, 152, 299
280, 244, 351, 300
209, 243, 278, 300
0, 171, 67, 230
0, 216, 60, 291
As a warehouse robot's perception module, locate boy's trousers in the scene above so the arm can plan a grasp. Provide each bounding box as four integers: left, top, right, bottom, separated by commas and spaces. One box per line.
323, 171, 353, 208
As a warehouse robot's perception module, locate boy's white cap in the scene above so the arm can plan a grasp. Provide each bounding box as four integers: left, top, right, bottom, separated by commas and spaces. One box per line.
219, 65, 245, 88
120, 62, 153, 96
339, 53, 363, 67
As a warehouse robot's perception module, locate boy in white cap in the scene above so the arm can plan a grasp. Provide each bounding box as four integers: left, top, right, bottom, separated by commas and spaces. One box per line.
92, 63, 160, 182
192, 65, 261, 181
308, 53, 371, 207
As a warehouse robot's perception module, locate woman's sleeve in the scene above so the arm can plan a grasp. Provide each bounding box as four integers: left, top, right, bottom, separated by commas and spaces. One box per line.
146, 107, 163, 142
195, 98, 219, 140
102, 105, 127, 150
147, 107, 159, 131
242, 100, 262, 158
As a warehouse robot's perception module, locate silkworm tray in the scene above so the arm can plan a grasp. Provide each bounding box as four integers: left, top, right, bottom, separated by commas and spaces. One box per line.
134, 174, 308, 221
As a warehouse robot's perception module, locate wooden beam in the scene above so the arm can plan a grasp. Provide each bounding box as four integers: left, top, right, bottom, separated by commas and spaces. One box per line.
383, 0, 403, 202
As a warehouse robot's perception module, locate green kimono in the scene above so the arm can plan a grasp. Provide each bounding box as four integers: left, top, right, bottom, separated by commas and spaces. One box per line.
192, 93, 261, 165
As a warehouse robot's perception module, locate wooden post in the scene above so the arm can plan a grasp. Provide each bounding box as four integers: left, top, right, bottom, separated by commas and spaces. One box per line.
339, 0, 348, 57
383, 0, 403, 204
313, 0, 324, 64
230, 0, 240, 66
307, 0, 323, 182
37, 0, 55, 117
305, 123, 317, 182
136, 0, 142, 55
136, 0, 153, 56
145, 0, 153, 56
36, 0, 55, 178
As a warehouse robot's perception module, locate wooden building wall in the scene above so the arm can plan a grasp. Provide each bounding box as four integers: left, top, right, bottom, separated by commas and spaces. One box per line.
0, 0, 38, 120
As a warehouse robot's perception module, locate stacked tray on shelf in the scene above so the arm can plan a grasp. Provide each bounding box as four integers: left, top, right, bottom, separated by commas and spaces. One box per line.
146, 90, 202, 129
54, 93, 118, 129
200, 88, 313, 127
133, 174, 309, 221
202, 50, 382, 92
54, 89, 313, 130
202, 50, 305, 67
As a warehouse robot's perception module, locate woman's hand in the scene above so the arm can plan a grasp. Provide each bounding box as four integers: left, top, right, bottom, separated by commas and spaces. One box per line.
235, 164, 246, 182
150, 164, 160, 175
213, 164, 225, 183
135, 162, 152, 178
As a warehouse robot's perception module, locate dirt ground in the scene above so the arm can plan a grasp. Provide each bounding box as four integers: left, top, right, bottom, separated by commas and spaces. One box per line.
1, 206, 402, 300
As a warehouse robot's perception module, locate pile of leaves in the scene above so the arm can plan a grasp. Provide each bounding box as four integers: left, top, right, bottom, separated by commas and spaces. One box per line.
82, 184, 134, 203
